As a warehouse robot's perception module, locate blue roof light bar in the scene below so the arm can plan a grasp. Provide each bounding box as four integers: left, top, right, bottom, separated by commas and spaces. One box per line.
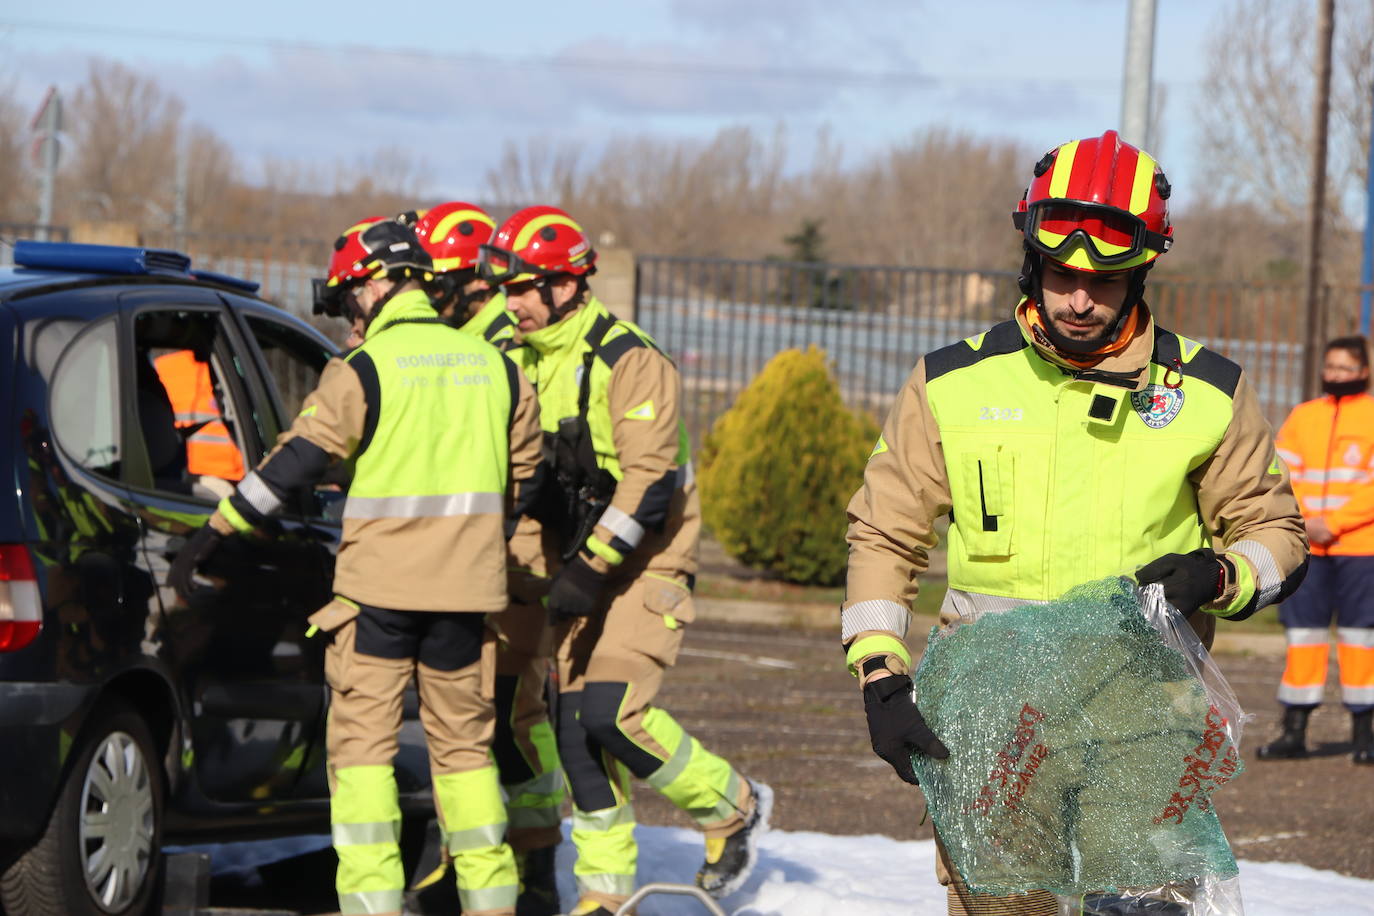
13, 240, 192, 276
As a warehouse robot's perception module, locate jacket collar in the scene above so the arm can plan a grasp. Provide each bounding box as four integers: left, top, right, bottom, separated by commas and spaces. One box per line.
524, 296, 608, 357
364, 288, 438, 340
1014, 297, 1156, 393
459, 290, 514, 339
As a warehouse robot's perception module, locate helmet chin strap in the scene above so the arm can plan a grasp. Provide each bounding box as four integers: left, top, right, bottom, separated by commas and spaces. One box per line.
1020, 245, 1153, 356
537, 275, 589, 325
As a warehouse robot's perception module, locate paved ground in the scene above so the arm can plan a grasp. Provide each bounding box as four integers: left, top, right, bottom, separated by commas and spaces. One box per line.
211, 616, 1374, 913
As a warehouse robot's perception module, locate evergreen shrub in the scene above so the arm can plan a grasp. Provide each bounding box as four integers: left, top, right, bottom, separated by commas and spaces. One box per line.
698, 346, 879, 585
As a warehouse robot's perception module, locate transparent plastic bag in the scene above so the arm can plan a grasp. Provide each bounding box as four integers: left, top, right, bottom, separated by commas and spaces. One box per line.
910, 578, 1246, 915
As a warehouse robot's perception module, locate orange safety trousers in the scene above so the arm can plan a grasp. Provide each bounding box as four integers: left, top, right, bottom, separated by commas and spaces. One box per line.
1276, 555, 1374, 711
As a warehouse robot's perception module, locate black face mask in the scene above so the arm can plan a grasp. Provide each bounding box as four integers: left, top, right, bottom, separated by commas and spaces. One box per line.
1322, 377, 1369, 398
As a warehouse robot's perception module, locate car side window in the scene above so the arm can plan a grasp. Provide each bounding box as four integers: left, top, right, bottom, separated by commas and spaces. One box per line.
241, 315, 332, 428
133, 310, 252, 501
48, 317, 121, 477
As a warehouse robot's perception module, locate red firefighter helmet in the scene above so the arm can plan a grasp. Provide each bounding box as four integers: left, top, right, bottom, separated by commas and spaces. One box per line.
326, 217, 433, 289
412, 202, 497, 273
1013, 130, 1173, 273
477, 205, 597, 285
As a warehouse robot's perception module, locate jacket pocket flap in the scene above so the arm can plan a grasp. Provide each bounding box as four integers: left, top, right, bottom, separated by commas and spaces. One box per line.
308, 598, 361, 634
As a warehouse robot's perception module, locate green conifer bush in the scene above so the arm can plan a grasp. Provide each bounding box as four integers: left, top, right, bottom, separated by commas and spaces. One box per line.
698, 346, 880, 585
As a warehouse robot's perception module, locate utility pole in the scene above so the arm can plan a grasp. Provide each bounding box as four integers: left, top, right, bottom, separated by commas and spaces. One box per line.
1361, 79, 1374, 337
1120, 0, 1158, 151
29, 88, 62, 241
1302, 0, 1335, 399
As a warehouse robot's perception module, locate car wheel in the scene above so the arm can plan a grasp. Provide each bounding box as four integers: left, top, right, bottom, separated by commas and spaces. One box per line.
0, 698, 164, 916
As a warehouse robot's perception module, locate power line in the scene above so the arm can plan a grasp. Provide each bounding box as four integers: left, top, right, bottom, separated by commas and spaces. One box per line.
0, 17, 1193, 90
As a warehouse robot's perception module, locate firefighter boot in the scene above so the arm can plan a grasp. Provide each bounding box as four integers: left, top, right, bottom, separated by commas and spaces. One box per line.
564, 899, 615, 916
1257, 706, 1311, 759
695, 780, 773, 898
1353, 710, 1373, 765
516, 845, 560, 916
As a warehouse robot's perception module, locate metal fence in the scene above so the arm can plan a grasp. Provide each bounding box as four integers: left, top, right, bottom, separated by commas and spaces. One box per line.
634, 256, 1368, 440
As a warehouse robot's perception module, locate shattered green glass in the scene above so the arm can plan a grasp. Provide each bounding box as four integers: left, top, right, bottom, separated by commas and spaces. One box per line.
910, 578, 1242, 898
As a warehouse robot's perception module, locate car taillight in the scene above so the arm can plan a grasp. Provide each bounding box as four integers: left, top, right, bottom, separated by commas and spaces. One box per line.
0, 544, 41, 652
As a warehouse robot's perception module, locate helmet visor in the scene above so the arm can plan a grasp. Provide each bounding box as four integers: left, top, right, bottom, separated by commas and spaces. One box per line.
1020, 199, 1171, 268
477, 243, 552, 285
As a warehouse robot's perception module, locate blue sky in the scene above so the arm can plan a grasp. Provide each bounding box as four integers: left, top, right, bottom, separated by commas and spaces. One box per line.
0, 1, 1217, 207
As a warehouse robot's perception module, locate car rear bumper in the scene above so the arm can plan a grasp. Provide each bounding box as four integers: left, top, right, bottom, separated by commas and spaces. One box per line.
0, 681, 95, 850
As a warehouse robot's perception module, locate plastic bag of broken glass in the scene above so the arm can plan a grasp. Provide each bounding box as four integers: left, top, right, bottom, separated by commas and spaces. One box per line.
910, 578, 1247, 916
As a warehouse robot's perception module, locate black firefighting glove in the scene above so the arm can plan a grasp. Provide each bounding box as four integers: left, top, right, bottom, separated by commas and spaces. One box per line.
547, 555, 608, 622
863, 674, 949, 785
167, 524, 224, 603
1135, 547, 1233, 616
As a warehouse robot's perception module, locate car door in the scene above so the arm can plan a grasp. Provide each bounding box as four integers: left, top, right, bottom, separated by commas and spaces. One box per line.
229, 302, 435, 799
123, 286, 330, 804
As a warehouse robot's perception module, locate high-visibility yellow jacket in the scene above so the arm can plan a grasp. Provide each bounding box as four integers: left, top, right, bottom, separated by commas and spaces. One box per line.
843, 302, 1307, 657
212, 288, 544, 611
523, 295, 698, 577
1276, 391, 1374, 556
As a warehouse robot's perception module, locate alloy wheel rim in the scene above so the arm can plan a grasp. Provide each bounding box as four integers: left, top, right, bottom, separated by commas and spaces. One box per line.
78, 731, 154, 912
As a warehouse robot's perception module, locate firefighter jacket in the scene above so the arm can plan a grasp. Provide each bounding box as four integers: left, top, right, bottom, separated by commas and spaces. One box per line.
460, 291, 522, 355
842, 300, 1307, 663
522, 295, 698, 578
1276, 391, 1374, 556
210, 288, 544, 611
154, 349, 246, 481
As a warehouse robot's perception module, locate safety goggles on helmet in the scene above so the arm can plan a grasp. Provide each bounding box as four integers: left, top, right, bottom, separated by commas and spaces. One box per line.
1014, 198, 1172, 268
476, 243, 557, 286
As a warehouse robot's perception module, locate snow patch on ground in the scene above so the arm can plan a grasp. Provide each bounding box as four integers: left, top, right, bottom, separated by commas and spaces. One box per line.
175, 824, 1374, 914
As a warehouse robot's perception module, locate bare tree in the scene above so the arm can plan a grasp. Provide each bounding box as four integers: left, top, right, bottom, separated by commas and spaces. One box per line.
0, 85, 31, 224
1195, 0, 1372, 279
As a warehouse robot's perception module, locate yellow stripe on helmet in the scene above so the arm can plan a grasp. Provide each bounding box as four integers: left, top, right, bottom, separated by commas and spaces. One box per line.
429, 209, 495, 245
1129, 151, 1157, 215
512, 213, 584, 252
1048, 140, 1079, 200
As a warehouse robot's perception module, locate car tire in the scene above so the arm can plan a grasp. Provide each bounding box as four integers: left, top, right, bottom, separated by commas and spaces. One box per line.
0, 698, 165, 916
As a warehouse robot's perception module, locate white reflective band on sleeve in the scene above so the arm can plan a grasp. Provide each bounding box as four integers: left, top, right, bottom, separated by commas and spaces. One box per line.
343, 491, 503, 520
598, 505, 645, 548
237, 472, 283, 516
840, 599, 910, 642
1275, 447, 1301, 466
676, 460, 695, 489
1228, 539, 1283, 608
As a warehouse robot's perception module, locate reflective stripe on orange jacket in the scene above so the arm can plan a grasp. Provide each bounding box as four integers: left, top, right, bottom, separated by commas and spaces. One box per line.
153, 349, 245, 481
1275, 392, 1374, 556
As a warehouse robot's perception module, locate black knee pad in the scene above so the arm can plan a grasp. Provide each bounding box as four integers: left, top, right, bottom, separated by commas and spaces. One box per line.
492, 674, 535, 785
556, 691, 617, 812
580, 682, 663, 779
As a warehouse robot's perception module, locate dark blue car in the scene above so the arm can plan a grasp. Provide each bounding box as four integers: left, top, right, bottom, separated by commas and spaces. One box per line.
0, 241, 438, 916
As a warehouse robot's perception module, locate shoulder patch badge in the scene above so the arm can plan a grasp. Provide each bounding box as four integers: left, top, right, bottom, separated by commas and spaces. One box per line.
1131, 384, 1184, 429
625, 399, 656, 421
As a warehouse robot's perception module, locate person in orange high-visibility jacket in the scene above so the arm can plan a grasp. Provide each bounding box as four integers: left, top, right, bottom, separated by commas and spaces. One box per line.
1260, 336, 1374, 764
154, 349, 246, 483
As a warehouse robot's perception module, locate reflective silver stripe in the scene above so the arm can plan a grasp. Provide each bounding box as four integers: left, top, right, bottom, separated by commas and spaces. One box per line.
940, 588, 1045, 624
343, 491, 502, 520
572, 803, 635, 833
644, 733, 693, 792
686, 771, 741, 826
506, 805, 562, 829
188, 432, 234, 444
1229, 539, 1283, 608
458, 883, 519, 913
1342, 686, 1374, 705
237, 471, 283, 516
1276, 447, 1301, 466
1338, 628, 1374, 648
1305, 495, 1351, 510
339, 887, 404, 914
175, 411, 220, 423
1278, 683, 1324, 704
446, 822, 507, 853
1291, 467, 1372, 484
577, 871, 636, 896
676, 460, 695, 489
599, 506, 645, 549
1287, 627, 1331, 646
840, 599, 910, 642
333, 820, 399, 846
504, 768, 565, 800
